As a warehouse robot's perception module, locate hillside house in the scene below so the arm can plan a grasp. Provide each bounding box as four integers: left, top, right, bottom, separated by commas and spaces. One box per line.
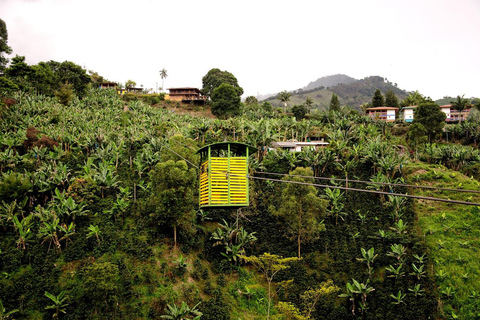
366, 107, 399, 122
99, 82, 117, 89
440, 104, 470, 122
167, 87, 207, 104
270, 139, 329, 152
403, 106, 417, 122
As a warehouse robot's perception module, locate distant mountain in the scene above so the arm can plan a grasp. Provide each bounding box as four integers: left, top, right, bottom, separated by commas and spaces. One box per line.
329, 76, 409, 107
305, 74, 357, 90
263, 75, 409, 111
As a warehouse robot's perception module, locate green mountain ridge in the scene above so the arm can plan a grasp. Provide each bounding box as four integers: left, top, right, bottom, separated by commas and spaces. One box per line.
264, 75, 409, 110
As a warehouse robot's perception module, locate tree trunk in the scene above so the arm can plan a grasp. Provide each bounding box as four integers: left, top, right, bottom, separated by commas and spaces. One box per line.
173, 225, 177, 250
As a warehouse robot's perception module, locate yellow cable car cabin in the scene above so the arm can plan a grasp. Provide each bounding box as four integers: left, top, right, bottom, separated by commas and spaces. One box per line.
196, 142, 256, 209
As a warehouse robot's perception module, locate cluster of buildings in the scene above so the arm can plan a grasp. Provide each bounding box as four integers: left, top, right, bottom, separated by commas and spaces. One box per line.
366, 105, 471, 123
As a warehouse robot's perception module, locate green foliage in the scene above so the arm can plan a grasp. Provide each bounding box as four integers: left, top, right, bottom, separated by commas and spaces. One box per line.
211, 83, 242, 119
291, 105, 307, 120
412, 102, 446, 143
55, 82, 75, 106
372, 89, 385, 108
385, 89, 399, 108
201, 68, 243, 98
0, 18, 12, 72
329, 93, 340, 112
276, 167, 326, 258
150, 160, 196, 248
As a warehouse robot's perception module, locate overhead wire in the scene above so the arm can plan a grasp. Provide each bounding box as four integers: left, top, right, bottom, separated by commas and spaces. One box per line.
254, 171, 480, 194
159, 140, 480, 206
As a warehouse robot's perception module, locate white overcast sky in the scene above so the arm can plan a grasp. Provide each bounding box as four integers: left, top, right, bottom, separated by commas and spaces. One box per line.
1, 0, 479, 100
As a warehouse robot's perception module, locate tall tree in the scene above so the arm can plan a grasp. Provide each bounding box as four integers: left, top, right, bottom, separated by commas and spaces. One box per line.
371, 89, 384, 108
241, 253, 300, 320
385, 89, 399, 108
159, 68, 168, 92
201, 68, 243, 98
0, 18, 12, 72
450, 94, 470, 124
305, 96, 314, 113
275, 167, 326, 258
278, 90, 292, 113
329, 93, 340, 112
211, 83, 242, 119
150, 160, 196, 249
412, 102, 446, 143
125, 79, 136, 89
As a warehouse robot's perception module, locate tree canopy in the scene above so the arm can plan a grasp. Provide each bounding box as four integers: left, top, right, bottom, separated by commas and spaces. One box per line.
412, 102, 446, 143
210, 82, 242, 119
329, 93, 340, 112
0, 18, 12, 72
372, 89, 385, 107
201, 68, 243, 98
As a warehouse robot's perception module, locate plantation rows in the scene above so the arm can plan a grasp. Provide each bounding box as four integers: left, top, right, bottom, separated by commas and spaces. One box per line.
1, 89, 480, 319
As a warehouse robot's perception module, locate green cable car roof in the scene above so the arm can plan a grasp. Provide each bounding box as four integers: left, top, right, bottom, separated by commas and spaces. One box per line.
195, 142, 257, 156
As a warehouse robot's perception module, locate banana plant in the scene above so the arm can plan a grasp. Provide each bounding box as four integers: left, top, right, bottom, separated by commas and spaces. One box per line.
338, 279, 375, 316
59, 222, 75, 248
387, 243, 407, 265
390, 219, 408, 234
386, 264, 405, 280
38, 216, 61, 252
324, 187, 346, 226
357, 247, 378, 277
160, 301, 202, 320
44, 291, 68, 320
390, 290, 406, 305
86, 224, 101, 246
12, 215, 33, 250
408, 284, 425, 297
410, 263, 426, 280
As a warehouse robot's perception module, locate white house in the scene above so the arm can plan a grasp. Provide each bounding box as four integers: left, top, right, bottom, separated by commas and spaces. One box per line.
403, 106, 417, 123
366, 107, 399, 122
270, 140, 329, 152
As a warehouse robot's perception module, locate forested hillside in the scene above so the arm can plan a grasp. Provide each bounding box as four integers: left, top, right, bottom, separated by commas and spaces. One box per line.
265, 76, 409, 111
1, 85, 480, 319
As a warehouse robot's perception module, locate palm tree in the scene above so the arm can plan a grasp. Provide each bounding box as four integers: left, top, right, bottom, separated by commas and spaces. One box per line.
278, 90, 292, 113
159, 68, 168, 93
450, 95, 470, 123
305, 96, 314, 113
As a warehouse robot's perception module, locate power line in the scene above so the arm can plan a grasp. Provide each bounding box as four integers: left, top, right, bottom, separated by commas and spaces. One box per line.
255, 171, 480, 194
249, 175, 480, 206
160, 140, 480, 206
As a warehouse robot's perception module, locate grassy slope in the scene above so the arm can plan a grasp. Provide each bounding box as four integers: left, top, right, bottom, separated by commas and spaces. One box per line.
405, 162, 480, 319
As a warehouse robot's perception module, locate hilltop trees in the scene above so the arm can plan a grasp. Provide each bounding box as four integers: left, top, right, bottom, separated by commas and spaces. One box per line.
0, 18, 12, 72
372, 89, 385, 107
201, 68, 243, 98
329, 93, 340, 112
385, 89, 399, 108
211, 83, 242, 119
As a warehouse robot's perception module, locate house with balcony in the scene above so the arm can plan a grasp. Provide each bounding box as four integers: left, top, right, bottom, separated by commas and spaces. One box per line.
440, 104, 471, 122
366, 107, 399, 122
167, 87, 207, 105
